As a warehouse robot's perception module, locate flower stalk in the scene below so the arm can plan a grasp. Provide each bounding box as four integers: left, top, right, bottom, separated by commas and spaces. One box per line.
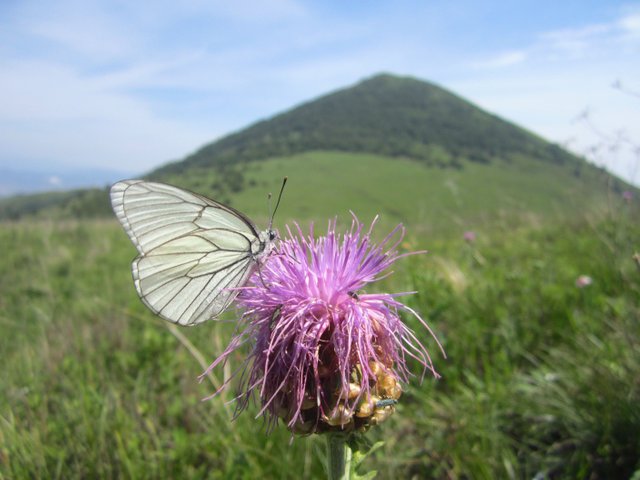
326, 433, 352, 480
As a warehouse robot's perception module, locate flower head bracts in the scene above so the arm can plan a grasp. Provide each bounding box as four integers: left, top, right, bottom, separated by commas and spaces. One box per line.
203, 216, 442, 433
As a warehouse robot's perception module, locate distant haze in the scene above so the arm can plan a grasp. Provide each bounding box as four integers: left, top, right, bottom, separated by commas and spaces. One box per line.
0, 166, 135, 197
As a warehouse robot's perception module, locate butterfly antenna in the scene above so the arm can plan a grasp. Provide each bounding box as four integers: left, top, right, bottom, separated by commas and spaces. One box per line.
269, 177, 288, 229
267, 192, 273, 223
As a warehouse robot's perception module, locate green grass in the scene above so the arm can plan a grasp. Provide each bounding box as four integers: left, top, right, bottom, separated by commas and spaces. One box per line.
1, 194, 638, 478
402, 210, 640, 478
2, 149, 622, 232
159, 150, 613, 235
0, 221, 326, 479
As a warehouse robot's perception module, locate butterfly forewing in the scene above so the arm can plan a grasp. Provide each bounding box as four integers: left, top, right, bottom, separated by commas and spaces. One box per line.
111, 180, 266, 326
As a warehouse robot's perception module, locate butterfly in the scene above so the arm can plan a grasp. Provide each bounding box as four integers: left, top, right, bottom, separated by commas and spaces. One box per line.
110, 179, 286, 326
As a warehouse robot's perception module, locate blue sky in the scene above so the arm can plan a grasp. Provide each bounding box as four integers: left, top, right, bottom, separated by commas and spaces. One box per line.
1, 0, 639, 188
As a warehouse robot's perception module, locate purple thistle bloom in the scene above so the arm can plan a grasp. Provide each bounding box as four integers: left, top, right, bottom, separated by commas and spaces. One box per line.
202, 216, 443, 433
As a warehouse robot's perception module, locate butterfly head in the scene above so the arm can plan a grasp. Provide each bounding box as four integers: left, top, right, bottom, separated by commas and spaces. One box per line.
257, 229, 278, 260
259, 228, 277, 244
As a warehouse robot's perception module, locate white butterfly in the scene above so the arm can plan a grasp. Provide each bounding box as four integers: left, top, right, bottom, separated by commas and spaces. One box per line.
110, 180, 282, 326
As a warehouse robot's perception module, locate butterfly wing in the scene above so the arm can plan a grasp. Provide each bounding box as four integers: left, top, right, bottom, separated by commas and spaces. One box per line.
110, 180, 264, 325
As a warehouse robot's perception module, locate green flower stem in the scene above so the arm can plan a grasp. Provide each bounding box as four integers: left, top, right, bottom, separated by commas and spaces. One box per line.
326, 433, 352, 480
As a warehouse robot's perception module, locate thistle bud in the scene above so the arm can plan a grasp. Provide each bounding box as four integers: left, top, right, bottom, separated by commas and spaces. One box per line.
355, 395, 375, 418
324, 403, 354, 427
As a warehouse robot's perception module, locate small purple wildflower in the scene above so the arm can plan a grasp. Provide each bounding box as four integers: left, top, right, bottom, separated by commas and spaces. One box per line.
622, 191, 633, 203
463, 231, 476, 243
203, 216, 442, 434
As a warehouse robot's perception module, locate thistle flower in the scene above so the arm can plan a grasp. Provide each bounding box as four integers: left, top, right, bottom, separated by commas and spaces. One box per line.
622, 190, 633, 203
203, 216, 442, 434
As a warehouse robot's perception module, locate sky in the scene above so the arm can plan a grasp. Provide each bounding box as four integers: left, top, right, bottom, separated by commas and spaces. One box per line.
1, 0, 639, 192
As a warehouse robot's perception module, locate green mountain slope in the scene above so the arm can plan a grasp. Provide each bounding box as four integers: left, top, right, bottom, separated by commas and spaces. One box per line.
0, 73, 630, 224
154, 151, 614, 235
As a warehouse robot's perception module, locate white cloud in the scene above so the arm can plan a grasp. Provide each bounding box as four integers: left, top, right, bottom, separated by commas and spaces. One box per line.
540, 23, 612, 43
0, 59, 214, 171
540, 27, 608, 58
48, 175, 62, 186
537, 12, 640, 59
470, 9, 640, 69
472, 51, 527, 69
28, 14, 136, 60
9, 0, 142, 62
619, 12, 640, 32
0, 0, 363, 173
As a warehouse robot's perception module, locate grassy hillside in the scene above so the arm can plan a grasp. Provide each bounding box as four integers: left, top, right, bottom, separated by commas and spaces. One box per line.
1, 151, 622, 234
0, 188, 111, 221
156, 151, 616, 234
1, 198, 638, 478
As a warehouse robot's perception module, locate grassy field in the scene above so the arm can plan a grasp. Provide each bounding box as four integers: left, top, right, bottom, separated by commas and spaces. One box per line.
1, 191, 639, 478
3, 150, 616, 230
160, 151, 614, 234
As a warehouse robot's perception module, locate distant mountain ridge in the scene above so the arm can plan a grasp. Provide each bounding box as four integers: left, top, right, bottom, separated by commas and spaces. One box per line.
152, 73, 577, 179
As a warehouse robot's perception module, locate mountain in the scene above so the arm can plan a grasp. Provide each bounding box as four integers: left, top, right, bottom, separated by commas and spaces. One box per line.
0, 73, 629, 227
152, 73, 576, 178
